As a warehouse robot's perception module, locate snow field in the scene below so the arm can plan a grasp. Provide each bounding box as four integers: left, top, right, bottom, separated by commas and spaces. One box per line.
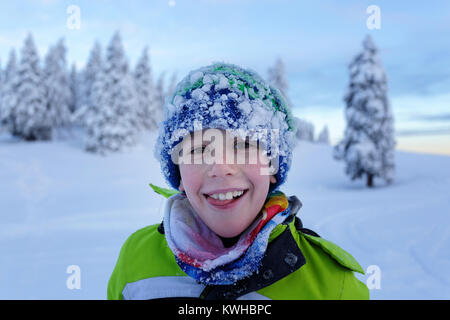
0, 134, 449, 299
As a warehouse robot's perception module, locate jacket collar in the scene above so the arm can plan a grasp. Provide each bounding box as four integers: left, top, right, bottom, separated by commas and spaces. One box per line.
200, 207, 306, 300
157, 194, 306, 299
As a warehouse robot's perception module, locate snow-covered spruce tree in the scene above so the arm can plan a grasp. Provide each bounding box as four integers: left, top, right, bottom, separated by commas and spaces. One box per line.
317, 125, 330, 145
0, 50, 18, 132
82, 41, 102, 111
85, 32, 139, 154
293, 116, 315, 142
0, 59, 2, 113
134, 47, 157, 130
334, 35, 395, 187
0, 58, 3, 129
167, 72, 178, 99
151, 71, 178, 128
0, 61, 4, 132
72, 41, 103, 127
268, 57, 291, 106
153, 71, 167, 125
269, 57, 317, 144
69, 63, 79, 114
43, 39, 72, 130
12, 34, 51, 141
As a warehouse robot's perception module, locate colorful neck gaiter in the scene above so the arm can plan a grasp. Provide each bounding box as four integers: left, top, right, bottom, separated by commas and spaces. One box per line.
163, 191, 291, 285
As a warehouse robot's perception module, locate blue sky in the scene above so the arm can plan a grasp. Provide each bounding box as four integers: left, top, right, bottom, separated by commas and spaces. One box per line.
1, 0, 449, 155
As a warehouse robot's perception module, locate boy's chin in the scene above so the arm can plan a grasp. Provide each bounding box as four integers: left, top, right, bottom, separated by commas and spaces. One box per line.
215, 229, 244, 239
213, 220, 253, 239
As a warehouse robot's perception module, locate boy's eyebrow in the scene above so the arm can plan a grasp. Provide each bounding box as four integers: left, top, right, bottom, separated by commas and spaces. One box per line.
182, 138, 212, 147
180, 131, 267, 148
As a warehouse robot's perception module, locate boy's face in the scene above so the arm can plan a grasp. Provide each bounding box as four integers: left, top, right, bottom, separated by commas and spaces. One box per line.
177, 129, 276, 238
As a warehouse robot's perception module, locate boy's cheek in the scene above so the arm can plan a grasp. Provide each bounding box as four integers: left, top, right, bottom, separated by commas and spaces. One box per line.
179, 165, 201, 186
179, 165, 212, 196
245, 164, 271, 180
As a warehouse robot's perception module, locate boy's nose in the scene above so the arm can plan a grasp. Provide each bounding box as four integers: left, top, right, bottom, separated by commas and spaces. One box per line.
207, 161, 238, 178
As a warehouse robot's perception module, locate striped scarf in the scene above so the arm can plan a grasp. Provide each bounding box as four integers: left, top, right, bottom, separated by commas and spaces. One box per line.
163, 191, 291, 285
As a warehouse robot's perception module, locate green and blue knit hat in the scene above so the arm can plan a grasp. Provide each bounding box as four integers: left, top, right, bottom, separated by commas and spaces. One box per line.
154, 62, 296, 193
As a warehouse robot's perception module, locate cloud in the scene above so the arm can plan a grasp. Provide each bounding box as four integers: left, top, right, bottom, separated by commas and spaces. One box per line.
409, 113, 450, 122
396, 127, 450, 137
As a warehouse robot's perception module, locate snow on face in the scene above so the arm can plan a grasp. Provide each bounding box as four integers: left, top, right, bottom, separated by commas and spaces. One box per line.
155, 63, 297, 191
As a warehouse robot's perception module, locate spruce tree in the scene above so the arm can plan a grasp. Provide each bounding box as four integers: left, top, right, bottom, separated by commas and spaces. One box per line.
82, 41, 102, 111
0, 59, 3, 133
13, 34, 50, 141
72, 42, 102, 127
153, 71, 166, 125
268, 57, 291, 107
0, 50, 18, 131
317, 125, 330, 145
134, 47, 156, 130
294, 116, 315, 142
69, 63, 79, 114
334, 35, 395, 187
43, 39, 71, 129
85, 31, 139, 153
167, 72, 178, 100
0, 59, 2, 120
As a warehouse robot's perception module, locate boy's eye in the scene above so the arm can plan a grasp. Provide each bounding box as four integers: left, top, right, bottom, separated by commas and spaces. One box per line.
234, 139, 256, 150
190, 145, 206, 154
187, 139, 257, 156
234, 141, 249, 149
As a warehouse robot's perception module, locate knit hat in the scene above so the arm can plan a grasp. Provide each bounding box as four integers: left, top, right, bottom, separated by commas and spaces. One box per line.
154, 62, 296, 193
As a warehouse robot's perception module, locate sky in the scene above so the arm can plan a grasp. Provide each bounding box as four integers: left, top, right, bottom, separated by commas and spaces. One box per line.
1, 0, 449, 155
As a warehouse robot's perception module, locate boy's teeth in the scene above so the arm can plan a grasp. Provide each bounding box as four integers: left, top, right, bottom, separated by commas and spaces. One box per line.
209, 190, 244, 200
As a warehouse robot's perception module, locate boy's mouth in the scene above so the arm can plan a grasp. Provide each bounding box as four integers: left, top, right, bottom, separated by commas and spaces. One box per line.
203, 189, 249, 208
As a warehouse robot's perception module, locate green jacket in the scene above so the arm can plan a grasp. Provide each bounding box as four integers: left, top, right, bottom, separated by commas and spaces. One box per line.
107, 194, 369, 300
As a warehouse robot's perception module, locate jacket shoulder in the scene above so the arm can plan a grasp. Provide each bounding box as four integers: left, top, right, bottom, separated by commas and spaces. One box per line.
296, 227, 369, 299
107, 224, 184, 300
259, 221, 369, 299
301, 233, 364, 274
124, 224, 162, 250
118, 224, 181, 275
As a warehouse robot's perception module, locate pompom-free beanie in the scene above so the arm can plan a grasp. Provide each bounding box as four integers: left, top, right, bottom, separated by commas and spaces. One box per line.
154, 62, 296, 192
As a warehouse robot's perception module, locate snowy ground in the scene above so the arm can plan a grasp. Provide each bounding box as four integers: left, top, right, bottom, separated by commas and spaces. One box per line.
0, 131, 449, 299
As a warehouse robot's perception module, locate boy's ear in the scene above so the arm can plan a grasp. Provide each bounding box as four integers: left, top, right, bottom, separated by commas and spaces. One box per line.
270, 175, 277, 184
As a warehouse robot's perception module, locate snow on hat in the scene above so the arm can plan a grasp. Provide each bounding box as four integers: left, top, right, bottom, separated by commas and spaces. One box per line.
154, 62, 297, 193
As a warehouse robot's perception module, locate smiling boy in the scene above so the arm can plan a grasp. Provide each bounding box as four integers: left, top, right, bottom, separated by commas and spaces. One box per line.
107, 63, 369, 300
177, 127, 276, 239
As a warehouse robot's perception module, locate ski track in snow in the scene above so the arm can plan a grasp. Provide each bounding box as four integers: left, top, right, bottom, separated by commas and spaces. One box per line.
0, 134, 449, 299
